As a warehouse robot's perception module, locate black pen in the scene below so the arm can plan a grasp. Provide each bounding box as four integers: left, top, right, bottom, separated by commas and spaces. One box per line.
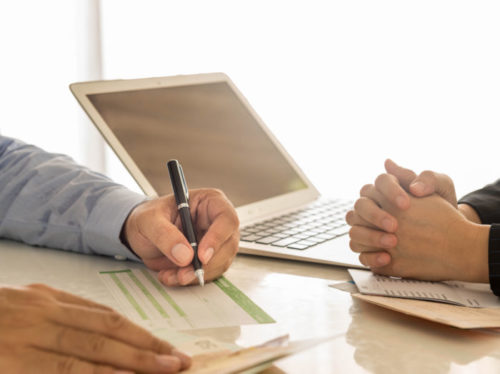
167, 159, 204, 286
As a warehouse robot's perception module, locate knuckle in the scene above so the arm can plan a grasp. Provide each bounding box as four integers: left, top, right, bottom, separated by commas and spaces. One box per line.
55, 327, 71, 351
348, 226, 356, 238
148, 335, 165, 353
130, 350, 153, 366
345, 210, 354, 225
353, 198, 365, 212
104, 311, 127, 331
359, 184, 373, 196
358, 254, 367, 267
27, 283, 52, 292
374, 173, 387, 187
349, 240, 361, 253
57, 356, 79, 374
420, 170, 437, 183
87, 334, 107, 354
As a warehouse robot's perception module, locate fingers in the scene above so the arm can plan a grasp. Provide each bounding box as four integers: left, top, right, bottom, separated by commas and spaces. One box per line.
36, 323, 183, 374
191, 189, 240, 266
202, 233, 239, 283
138, 213, 194, 268
158, 189, 239, 286
127, 189, 240, 287
373, 173, 410, 210
409, 170, 457, 206
47, 300, 191, 370
198, 213, 239, 265
0, 285, 190, 374
29, 284, 113, 312
48, 304, 170, 351
17, 347, 117, 374
349, 226, 397, 252
159, 233, 239, 286
384, 159, 418, 190
358, 251, 392, 268
348, 196, 398, 232
385, 159, 457, 205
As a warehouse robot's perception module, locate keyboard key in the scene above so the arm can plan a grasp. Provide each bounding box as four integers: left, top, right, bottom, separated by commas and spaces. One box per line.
241, 234, 264, 242
306, 236, 328, 244
271, 237, 302, 247
287, 243, 310, 250
256, 236, 282, 244
296, 239, 317, 246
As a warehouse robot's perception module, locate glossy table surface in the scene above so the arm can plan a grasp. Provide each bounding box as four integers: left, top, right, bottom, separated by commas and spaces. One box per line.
1, 240, 499, 373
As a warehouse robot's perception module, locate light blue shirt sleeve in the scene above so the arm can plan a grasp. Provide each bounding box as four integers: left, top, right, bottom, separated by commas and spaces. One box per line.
0, 136, 146, 261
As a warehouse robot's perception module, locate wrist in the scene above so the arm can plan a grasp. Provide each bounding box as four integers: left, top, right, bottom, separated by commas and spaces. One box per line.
458, 203, 481, 224
456, 221, 489, 283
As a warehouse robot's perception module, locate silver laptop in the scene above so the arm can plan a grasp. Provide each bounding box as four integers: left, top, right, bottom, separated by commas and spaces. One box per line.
70, 73, 362, 268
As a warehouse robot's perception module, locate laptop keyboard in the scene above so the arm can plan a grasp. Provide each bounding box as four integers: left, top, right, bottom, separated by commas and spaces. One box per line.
240, 199, 352, 250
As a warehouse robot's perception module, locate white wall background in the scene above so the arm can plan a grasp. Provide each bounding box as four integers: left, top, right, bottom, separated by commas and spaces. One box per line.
1, 1, 500, 200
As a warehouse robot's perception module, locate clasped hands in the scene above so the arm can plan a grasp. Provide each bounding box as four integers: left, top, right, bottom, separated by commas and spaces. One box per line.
346, 159, 489, 283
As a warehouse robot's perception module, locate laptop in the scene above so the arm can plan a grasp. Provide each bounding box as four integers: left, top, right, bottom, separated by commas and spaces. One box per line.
70, 73, 362, 268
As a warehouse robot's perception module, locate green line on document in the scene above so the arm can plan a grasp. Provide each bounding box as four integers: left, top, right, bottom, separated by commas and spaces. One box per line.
140, 269, 187, 318
109, 272, 148, 320
99, 269, 132, 274
127, 271, 169, 318
214, 277, 275, 323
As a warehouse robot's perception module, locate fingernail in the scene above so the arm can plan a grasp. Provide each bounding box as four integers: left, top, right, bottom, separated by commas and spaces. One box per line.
395, 195, 407, 209
201, 247, 214, 264
382, 218, 394, 232
156, 355, 181, 369
381, 234, 395, 247
114, 371, 135, 374
410, 181, 425, 195
172, 348, 192, 368
171, 244, 192, 265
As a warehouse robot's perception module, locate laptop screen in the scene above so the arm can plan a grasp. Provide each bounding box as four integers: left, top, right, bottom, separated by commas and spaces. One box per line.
88, 81, 308, 207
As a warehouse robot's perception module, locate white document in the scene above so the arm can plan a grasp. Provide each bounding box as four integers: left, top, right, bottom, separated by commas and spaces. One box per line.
348, 269, 500, 308
99, 268, 274, 329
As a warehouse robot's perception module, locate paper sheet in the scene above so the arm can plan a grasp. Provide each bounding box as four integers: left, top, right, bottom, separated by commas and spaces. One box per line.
352, 294, 500, 329
184, 334, 337, 374
99, 269, 275, 329
348, 269, 500, 308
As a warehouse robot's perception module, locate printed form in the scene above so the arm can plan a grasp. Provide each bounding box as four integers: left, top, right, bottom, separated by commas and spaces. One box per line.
348, 269, 500, 308
99, 269, 275, 330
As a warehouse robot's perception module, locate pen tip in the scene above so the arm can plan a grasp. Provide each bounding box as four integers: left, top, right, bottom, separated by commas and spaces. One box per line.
195, 269, 205, 287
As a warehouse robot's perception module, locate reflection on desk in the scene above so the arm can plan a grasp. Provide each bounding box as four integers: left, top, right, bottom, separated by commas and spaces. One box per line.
1, 240, 499, 373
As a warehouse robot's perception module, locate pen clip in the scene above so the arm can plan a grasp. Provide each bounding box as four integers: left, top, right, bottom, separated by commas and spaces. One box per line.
179, 164, 190, 202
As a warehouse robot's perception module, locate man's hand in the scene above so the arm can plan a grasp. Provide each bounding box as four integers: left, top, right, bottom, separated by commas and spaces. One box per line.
0, 284, 190, 374
353, 190, 489, 282
346, 160, 471, 269
123, 188, 239, 286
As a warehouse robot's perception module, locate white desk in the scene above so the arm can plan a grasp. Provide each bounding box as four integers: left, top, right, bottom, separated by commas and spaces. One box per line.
1, 240, 499, 373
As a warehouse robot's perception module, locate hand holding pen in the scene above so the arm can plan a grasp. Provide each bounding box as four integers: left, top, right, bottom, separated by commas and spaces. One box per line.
120, 167, 240, 287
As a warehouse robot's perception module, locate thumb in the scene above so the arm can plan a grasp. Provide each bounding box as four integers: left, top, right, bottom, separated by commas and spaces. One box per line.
384, 159, 418, 191
408, 170, 457, 206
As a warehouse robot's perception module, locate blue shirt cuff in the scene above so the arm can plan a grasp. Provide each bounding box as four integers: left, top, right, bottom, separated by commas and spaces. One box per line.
84, 187, 146, 262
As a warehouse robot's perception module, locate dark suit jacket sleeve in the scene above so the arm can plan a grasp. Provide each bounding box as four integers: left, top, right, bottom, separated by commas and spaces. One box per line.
458, 180, 500, 224
459, 181, 500, 296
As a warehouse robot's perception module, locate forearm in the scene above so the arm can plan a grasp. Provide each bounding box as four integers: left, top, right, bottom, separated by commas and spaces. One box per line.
0, 136, 145, 260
